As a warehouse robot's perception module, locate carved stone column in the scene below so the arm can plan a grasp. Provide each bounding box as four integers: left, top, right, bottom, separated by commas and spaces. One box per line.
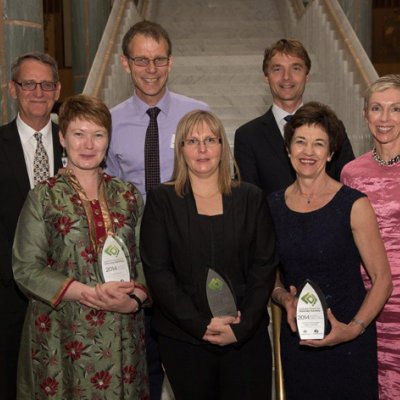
71, 0, 111, 93
0, 0, 44, 124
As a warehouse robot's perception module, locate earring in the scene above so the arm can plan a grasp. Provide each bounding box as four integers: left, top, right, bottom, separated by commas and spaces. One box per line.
61, 148, 68, 168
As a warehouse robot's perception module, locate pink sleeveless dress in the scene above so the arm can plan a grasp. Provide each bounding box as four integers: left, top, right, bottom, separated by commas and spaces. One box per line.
341, 151, 400, 400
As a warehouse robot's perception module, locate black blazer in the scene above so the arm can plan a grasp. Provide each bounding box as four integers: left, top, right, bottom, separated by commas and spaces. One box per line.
0, 119, 62, 287
140, 182, 278, 346
234, 107, 355, 196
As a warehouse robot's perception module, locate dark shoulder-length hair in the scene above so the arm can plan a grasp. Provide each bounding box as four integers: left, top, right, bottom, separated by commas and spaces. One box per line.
170, 110, 240, 197
284, 101, 345, 154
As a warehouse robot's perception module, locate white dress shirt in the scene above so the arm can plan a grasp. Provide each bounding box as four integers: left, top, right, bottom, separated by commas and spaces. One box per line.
272, 103, 302, 136
16, 114, 54, 189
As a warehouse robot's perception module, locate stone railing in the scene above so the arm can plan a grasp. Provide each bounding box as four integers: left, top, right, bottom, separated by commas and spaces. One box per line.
277, 0, 378, 155
83, 0, 143, 107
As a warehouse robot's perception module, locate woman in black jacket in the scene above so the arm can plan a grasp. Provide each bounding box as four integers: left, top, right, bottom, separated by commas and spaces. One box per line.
140, 110, 278, 400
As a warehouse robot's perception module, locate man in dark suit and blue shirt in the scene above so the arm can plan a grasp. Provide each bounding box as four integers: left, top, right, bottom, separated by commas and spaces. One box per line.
234, 39, 354, 196
0, 52, 62, 400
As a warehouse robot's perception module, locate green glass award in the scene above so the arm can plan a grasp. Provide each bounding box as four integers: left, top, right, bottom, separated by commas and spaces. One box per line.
206, 268, 237, 317
99, 235, 132, 282
296, 279, 328, 340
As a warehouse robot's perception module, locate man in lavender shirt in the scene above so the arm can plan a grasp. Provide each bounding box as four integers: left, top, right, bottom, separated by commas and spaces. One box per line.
106, 21, 208, 400
106, 20, 209, 202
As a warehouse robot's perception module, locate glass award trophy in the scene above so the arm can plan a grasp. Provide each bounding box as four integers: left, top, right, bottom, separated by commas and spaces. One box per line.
296, 279, 328, 340
98, 235, 132, 282
206, 268, 237, 317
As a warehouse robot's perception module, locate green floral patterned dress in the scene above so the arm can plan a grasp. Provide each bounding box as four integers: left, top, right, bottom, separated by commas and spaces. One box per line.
12, 170, 149, 400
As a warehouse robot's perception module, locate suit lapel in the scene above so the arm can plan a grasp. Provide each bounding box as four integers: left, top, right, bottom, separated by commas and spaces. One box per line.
2, 120, 61, 197
2, 120, 31, 196
51, 122, 62, 172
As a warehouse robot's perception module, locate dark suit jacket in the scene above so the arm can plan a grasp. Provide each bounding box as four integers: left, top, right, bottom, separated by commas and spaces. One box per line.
234, 107, 355, 196
0, 119, 62, 289
140, 182, 278, 346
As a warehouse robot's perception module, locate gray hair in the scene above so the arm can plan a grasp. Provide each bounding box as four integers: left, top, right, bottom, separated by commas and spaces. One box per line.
11, 52, 59, 82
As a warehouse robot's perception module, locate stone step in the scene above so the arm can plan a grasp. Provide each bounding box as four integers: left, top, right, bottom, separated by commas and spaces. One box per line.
169, 72, 266, 85
172, 39, 279, 55
192, 94, 271, 107
170, 64, 264, 77
171, 54, 262, 67
167, 21, 283, 39
169, 83, 268, 96
170, 54, 323, 75
169, 81, 328, 96
157, 0, 281, 24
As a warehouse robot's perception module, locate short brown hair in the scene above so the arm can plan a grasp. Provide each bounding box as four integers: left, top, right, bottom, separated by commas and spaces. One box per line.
11, 52, 59, 82
262, 38, 311, 76
122, 20, 172, 57
364, 74, 400, 110
284, 101, 345, 154
171, 110, 240, 197
58, 94, 111, 138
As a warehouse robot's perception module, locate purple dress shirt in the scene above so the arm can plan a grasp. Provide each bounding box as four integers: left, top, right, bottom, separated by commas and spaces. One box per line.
106, 90, 209, 201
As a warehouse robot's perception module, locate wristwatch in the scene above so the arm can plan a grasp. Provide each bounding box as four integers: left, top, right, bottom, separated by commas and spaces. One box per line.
129, 293, 143, 312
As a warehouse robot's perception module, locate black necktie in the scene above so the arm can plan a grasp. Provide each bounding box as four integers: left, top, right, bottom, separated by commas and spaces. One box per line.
145, 107, 161, 192
284, 115, 293, 122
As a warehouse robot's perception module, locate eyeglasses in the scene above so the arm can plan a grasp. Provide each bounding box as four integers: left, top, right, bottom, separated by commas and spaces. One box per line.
14, 80, 58, 91
181, 137, 222, 148
127, 56, 170, 67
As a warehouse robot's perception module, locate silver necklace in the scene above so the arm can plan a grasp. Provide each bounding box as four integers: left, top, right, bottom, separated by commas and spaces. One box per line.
295, 180, 329, 204
372, 147, 400, 166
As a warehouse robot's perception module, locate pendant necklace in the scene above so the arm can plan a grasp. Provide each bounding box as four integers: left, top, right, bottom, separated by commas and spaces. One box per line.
296, 180, 329, 204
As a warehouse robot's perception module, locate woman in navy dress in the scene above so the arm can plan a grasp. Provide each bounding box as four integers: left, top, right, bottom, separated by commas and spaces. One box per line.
268, 102, 392, 400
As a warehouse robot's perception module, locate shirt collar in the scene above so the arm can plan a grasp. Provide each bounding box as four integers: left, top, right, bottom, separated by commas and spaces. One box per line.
16, 113, 52, 144
271, 103, 302, 124
132, 89, 171, 117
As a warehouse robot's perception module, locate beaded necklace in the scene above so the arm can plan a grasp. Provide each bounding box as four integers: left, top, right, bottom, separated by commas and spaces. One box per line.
372, 147, 400, 166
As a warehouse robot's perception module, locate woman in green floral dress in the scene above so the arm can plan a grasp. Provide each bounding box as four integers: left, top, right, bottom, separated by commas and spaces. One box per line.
12, 94, 149, 399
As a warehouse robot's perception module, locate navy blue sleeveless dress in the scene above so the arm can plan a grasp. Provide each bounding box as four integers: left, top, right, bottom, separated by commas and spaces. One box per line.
268, 185, 378, 400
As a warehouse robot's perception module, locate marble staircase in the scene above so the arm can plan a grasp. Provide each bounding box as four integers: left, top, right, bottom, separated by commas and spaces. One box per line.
147, 0, 283, 144
148, 0, 329, 145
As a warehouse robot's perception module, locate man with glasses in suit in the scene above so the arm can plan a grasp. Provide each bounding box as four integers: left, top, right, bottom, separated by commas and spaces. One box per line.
0, 52, 62, 400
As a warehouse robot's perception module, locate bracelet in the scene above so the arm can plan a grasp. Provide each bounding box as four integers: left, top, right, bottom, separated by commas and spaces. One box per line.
129, 293, 143, 313
351, 318, 366, 335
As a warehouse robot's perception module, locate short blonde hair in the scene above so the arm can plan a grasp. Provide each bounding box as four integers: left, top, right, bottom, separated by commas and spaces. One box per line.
364, 74, 400, 110
171, 110, 240, 197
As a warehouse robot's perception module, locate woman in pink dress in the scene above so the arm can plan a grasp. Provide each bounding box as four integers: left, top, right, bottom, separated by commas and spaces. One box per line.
341, 74, 400, 399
